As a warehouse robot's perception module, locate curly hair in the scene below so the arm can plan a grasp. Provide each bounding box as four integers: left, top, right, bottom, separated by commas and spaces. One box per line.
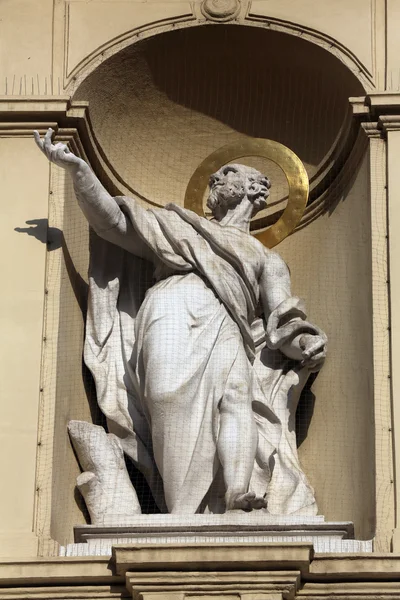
207, 163, 271, 217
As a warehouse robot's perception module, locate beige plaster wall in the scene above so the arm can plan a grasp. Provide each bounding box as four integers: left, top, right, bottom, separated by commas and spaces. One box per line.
386, 130, 400, 548
49, 173, 94, 546
387, 0, 400, 90
0, 0, 53, 96
0, 139, 49, 555
279, 151, 375, 539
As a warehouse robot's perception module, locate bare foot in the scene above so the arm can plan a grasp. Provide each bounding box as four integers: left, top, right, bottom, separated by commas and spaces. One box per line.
226, 491, 267, 511
251, 495, 267, 510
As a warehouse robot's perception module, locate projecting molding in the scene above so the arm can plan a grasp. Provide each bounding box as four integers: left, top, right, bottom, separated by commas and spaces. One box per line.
350, 94, 400, 135
3, 545, 400, 598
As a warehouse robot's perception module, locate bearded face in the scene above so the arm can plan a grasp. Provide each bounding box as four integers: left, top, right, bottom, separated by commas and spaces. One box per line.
207, 164, 271, 221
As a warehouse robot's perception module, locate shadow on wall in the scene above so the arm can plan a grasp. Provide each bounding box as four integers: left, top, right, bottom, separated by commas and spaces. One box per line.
14, 219, 100, 422
15, 218, 159, 515
15, 218, 87, 314
143, 26, 363, 165
15, 218, 62, 248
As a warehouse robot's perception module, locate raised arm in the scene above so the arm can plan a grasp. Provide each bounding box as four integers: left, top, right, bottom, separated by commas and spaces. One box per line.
259, 250, 327, 371
34, 128, 152, 260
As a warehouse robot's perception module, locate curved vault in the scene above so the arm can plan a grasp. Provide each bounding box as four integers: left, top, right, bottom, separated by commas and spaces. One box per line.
73, 24, 365, 234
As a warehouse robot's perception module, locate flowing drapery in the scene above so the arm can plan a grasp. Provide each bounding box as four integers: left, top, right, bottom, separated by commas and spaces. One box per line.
84, 198, 320, 515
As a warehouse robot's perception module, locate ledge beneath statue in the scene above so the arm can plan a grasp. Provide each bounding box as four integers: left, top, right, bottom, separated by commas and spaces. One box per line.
59, 514, 372, 556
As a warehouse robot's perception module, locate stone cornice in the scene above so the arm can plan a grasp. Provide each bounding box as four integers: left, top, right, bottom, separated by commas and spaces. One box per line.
351, 94, 400, 136
0, 556, 118, 587
360, 122, 381, 139
0, 96, 71, 113
367, 93, 400, 113
113, 542, 314, 577
308, 553, 400, 580
126, 570, 301, 600
378, 115, 400, 133
3, 545, 400, 598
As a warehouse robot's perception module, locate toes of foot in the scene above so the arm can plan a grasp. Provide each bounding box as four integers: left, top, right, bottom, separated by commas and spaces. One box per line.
252, 496, 267, 509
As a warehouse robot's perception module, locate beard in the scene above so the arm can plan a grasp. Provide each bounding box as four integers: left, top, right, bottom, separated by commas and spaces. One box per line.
217, 181, 245, 205
207, 182, 245, 213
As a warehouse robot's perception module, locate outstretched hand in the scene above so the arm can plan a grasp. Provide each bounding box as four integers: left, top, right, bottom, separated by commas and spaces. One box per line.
34, 127, 83, 171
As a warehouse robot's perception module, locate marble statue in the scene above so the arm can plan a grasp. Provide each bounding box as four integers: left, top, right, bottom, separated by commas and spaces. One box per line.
35, 128, 327, 520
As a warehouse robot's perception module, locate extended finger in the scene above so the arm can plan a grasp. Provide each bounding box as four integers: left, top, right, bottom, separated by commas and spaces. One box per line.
302, 338, 325, 359
33, 130, 44, 152
302, 349, 326, 369
43, 128, 53, 155
307, 350, 326, 364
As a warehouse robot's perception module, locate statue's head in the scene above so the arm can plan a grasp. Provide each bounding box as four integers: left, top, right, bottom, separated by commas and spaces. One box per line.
207, 163, 271, 221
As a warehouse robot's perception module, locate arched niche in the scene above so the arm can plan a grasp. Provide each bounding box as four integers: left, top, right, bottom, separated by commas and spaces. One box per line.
49, 23, 376, 544
73, 24, 365, 229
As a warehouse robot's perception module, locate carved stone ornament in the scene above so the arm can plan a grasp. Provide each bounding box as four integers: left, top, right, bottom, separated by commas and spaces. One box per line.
201, 0, 241, 21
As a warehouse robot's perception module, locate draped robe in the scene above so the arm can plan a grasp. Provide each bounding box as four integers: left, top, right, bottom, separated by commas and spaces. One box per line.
84, 196, 323, 515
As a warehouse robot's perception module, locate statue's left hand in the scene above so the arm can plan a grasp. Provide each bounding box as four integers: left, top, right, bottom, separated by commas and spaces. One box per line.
299, 333, 327, 372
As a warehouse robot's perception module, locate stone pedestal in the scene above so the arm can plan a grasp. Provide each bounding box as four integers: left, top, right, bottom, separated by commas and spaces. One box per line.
116, 542, 311, 600
59, 514, 372, 556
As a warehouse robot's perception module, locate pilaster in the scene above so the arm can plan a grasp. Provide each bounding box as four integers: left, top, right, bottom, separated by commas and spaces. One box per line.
359, 117, 394, 552
378, 113, 400, 552
0, 98, 90, 558
354, 94, 400, 551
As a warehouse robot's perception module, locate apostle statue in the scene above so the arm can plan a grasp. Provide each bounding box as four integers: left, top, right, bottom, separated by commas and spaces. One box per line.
35, 128, 327, 518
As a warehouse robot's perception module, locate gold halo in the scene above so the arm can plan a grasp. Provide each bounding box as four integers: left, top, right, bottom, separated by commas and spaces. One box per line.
184, 139, 309, 248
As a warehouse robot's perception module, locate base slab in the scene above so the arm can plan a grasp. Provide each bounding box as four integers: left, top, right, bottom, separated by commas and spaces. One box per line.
59, 515, 372, 555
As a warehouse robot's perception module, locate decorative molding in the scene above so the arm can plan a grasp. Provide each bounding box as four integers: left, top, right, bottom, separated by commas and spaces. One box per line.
0, 586, 127, 600
5, 546, 400, 598
56, 5, 374, 95
0, 556, 116, 587
113, 543, 313, 578
360, 122, 381, 138
244, 11, 374, 90
0, 122, 59, 137
349, 96, 370, 116
379, 115, 400, 133
367, 92, 400, 111
350, 94, 400, 135
200, 0, 241, 21
0, 96, 71, 113
127, 570, 299, 600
